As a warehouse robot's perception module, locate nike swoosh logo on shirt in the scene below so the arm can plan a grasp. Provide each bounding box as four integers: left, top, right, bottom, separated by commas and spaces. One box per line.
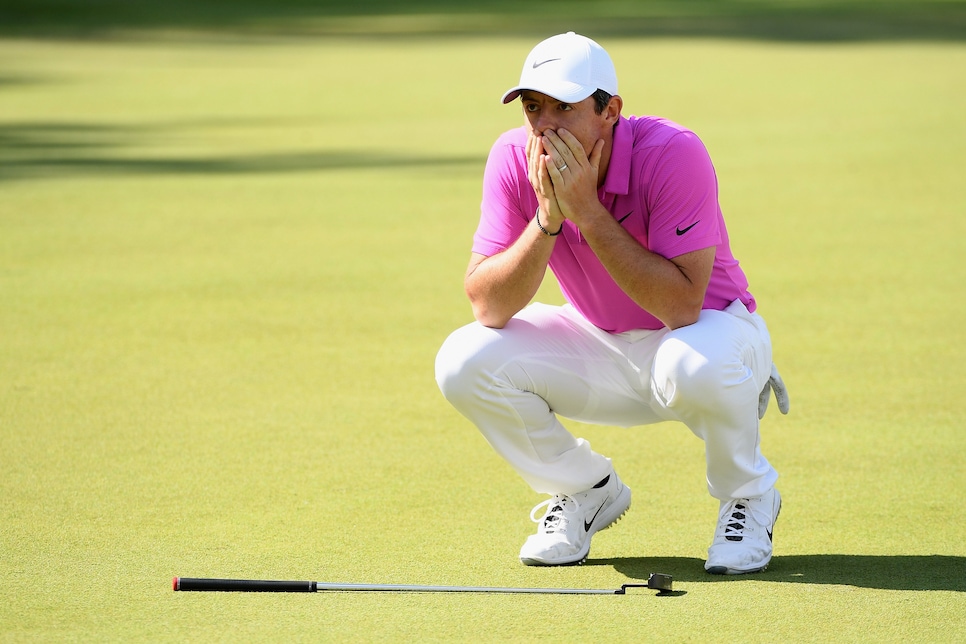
676, 221, 700, 236
584, 500, 607, 532
532, 58, 561, 69
617, 211, 633, 224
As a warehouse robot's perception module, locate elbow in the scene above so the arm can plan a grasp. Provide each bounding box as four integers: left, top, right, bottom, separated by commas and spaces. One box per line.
465, 278, 514, 329
663, 299, 704, 330
666, 312, 700, 330
470, 300, 510, 329
464, 262, 509, 328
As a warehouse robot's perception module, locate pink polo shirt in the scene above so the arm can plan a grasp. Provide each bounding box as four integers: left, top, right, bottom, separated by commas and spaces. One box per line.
473, 115, 756, 332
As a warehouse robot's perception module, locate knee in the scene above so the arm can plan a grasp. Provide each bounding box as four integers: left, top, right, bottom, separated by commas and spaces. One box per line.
434, 323, 495, 406
652, 337, 734, 410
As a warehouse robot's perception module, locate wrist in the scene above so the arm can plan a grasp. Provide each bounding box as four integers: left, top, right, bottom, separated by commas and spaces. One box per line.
534, 207, 562, 236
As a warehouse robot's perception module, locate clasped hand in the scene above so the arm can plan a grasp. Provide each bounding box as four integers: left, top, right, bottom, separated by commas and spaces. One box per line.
526, 129, 605, 231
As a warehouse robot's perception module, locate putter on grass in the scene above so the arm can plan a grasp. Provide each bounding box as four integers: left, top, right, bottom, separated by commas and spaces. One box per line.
173, 573, 673, 595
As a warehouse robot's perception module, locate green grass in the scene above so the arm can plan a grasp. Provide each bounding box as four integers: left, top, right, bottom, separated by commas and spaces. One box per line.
2, 8, 965, 642
1, 0, 965, 40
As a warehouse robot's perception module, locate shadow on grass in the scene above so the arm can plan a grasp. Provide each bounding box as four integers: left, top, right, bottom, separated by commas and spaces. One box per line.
0, 121, 484, 182
0, 0, 964, 42
0, 150, 484, 181
589, 554, 966, 592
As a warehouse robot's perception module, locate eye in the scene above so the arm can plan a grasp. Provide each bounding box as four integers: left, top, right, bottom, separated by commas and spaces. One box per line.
558, 103, 574, 111
524, 103, 539, 113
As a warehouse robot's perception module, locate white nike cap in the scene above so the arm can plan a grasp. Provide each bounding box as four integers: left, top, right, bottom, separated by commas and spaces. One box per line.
501, 32, 618, 105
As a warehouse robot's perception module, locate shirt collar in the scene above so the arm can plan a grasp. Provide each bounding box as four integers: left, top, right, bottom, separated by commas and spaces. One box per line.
602, 115, 631, 196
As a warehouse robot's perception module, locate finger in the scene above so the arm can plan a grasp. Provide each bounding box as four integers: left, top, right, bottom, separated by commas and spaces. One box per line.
528, 131, 544, 160
776, 386, 789, 414
527, 134, 546, 186
541, 131, 569, 169
770, 364, 790, 414
555, 128, 587, 161
527, 132, 541, 164
526, 133, 538, 172
758, 381, 771, 420
537, 154, 555, 192
544, 153, 561, 177
589, 138, 605, 172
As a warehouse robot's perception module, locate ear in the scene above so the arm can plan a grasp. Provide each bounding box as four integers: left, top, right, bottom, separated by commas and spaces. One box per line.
603, 95, 623, 126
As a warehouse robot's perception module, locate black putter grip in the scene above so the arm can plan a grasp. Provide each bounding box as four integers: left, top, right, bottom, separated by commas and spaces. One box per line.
174, 577, 316, 592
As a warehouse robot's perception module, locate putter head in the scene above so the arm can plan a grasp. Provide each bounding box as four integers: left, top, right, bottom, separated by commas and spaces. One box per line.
646, 573, 673, 592
617, 573, 673, 595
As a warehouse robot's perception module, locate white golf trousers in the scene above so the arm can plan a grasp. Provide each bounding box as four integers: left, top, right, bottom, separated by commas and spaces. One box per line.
435, 299, 778, 500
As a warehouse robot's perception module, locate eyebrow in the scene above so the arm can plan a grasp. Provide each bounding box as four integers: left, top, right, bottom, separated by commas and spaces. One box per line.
520, 92, 567, 105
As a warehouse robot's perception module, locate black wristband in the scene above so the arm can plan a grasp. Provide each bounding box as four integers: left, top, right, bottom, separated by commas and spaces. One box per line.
534, 208, 562, 236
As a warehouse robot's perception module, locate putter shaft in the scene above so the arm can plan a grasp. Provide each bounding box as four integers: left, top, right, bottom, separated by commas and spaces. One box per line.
173, 575, 672, 595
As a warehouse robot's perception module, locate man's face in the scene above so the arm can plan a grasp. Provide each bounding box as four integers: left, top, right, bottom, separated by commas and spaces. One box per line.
520, 91, 611, 158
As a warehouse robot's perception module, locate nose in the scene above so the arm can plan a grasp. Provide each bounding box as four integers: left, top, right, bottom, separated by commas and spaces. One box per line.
528, 112, 556, 137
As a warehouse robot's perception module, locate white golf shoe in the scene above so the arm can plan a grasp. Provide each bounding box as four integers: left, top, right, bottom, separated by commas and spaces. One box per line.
519, 473, 631, 566
705, 488, 781, 574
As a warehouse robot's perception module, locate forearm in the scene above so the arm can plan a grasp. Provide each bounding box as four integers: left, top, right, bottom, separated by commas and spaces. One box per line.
465, 217, 557, 328
535, 128, 706, 328
577, 208, 712, 330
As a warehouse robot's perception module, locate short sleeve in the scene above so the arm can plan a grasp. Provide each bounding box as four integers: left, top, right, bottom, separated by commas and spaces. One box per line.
472, 130, 533, 258
645, 131, 722, 259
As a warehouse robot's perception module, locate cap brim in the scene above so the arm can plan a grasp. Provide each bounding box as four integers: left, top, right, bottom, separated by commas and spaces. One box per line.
501, 81, 594, 105
501, 88, 524, 104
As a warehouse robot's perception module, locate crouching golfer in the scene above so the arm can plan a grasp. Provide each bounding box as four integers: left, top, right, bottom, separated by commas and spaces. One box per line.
435, 32, 789, 574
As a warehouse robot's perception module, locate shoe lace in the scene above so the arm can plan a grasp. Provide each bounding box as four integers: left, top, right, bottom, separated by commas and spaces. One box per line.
530, 495, 580, 534
718, 498, 770, 542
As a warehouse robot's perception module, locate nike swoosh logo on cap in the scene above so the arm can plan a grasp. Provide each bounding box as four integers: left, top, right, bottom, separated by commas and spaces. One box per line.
533, 58, 561, 69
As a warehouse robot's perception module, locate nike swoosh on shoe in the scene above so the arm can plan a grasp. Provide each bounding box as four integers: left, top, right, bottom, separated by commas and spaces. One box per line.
584, 500, 608, 532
